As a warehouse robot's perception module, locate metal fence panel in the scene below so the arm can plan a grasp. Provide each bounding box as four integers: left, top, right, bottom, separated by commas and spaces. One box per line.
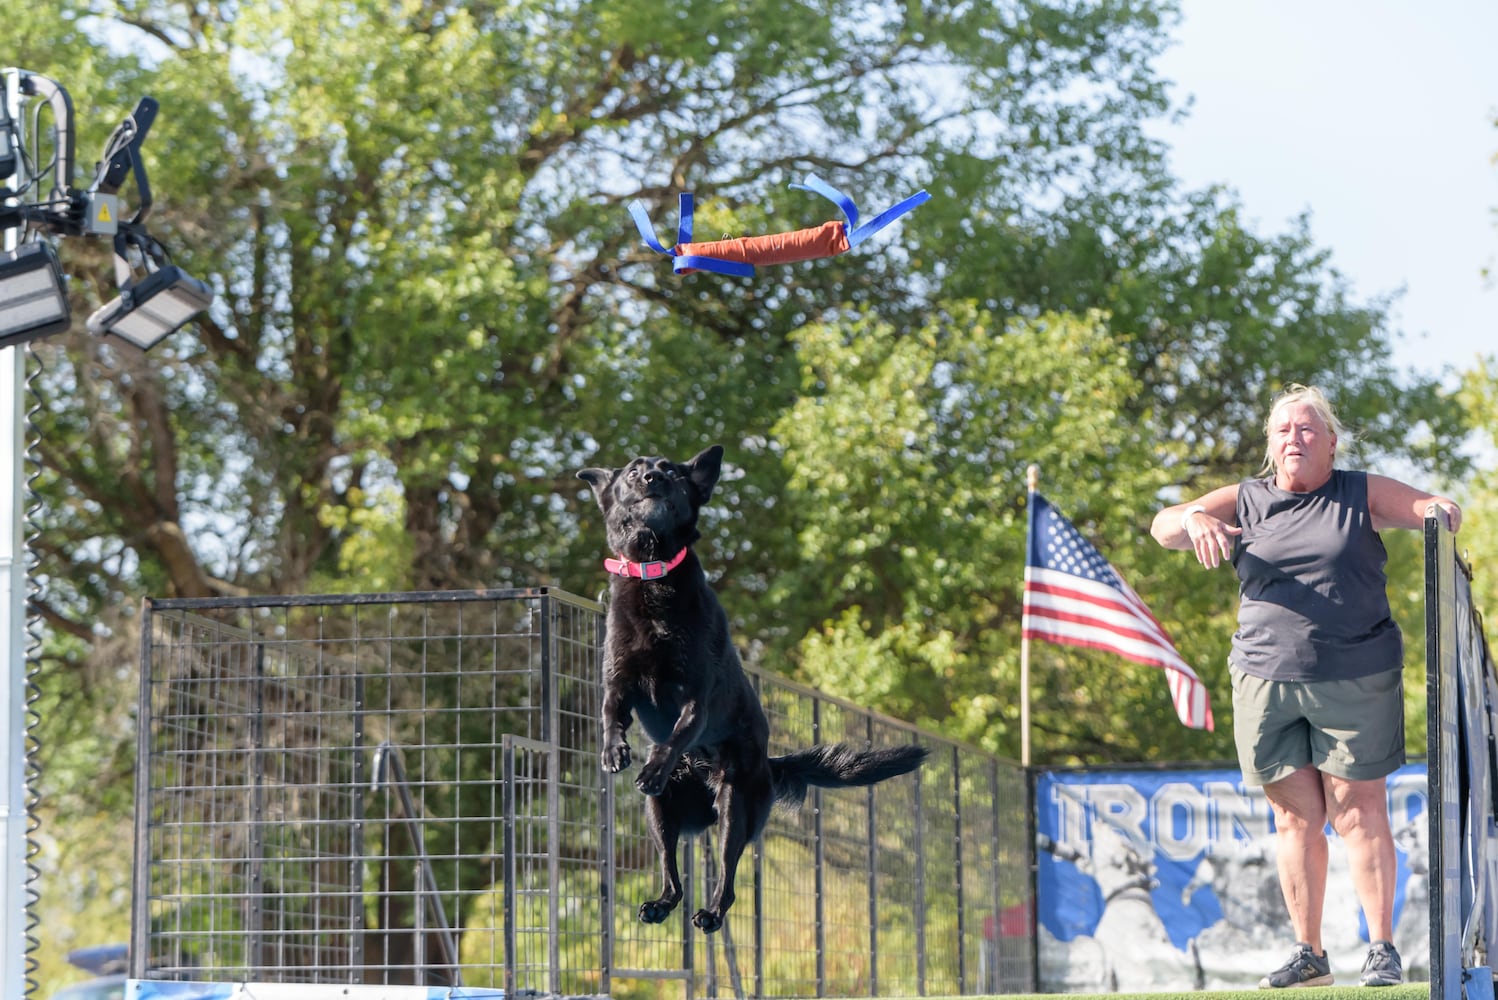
132, 588, 1035, 997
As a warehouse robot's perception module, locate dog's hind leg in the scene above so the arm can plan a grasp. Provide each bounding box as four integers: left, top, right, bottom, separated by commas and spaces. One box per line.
639, 773, 715, 924
693, 770, 773, 934
640, 793, 685, 923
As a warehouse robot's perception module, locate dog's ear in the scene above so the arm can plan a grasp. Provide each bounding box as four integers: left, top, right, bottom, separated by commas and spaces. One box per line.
576, 467, 617, 511
685, 445, 724, 504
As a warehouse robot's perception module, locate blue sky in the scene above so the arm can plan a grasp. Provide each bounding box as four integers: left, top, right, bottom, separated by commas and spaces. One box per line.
1149, 1, 1498, 384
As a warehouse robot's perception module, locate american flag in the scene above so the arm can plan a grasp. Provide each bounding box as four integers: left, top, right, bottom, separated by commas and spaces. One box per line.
1022, 491, 1214, 731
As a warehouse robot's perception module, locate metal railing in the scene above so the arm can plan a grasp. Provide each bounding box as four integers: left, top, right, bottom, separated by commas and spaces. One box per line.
1425, 513, 1496, 1000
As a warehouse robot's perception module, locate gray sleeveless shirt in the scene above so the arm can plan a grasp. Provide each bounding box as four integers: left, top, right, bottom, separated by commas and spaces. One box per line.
1229, 469, 1403, 681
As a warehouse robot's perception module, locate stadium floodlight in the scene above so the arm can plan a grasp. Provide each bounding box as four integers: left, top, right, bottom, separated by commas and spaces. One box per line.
3, 70, 211, 353
86, 264, 213, 350
0, 241, 70, 349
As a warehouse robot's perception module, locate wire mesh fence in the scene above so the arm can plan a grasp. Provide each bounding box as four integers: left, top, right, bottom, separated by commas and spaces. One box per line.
131, 588, 1034, 998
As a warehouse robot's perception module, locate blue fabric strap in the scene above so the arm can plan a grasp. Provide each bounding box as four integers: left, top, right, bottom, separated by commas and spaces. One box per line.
630, 192, 754, 275
789, 174, 860, 229
789, 174, 929, 248
673, 254, 754, 277
848, 188, 931, 248
628, 192, 694, 254
676, 191, 693, 245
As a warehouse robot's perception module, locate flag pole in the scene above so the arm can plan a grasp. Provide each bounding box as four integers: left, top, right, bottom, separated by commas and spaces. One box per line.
1021, 464, 1038, 767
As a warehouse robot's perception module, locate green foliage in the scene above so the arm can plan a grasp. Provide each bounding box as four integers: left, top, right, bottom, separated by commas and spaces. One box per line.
770, 306, 1195, 758
1455, 359, 1498, 617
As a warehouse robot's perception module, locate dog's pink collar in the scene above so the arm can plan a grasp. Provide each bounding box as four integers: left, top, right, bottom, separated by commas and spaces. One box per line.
604, 547, 689, 580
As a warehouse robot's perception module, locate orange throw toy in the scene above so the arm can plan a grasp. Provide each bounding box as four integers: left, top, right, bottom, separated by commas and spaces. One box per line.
629, 174, 930, 277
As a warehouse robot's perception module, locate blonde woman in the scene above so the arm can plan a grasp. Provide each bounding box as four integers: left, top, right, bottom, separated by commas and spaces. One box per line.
1152, 383, 1461, 988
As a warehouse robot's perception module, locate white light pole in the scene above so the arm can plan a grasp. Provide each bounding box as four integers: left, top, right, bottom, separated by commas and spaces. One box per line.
1, 63, 31, 1000
0, 336, 26, 1000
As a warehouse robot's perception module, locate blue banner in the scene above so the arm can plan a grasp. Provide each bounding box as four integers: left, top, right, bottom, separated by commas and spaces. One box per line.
1035, 764, 1429, 992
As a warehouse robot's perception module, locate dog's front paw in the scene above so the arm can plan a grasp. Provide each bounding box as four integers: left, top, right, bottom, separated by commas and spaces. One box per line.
601, 741, 631, 773
692, 908, 723, 934
636, 756, 672, 796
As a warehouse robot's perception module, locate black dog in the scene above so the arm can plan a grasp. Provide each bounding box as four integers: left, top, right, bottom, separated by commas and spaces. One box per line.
577, 444, 927, 933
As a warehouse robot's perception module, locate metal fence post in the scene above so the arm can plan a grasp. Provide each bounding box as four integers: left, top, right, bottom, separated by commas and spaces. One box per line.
350, 672, 366, 979
544, 595, 562, 994
866, 714, 878, 997
129, 600, 156, 979
989, 758, 1002, 994
598, 602, 615, 998
682, 836, 695, 1000
814, 697, 826, 998
1426, 515, 1461, 1000
753, 671, 765, 998
502, 735, 517, 999
249, 642, 266, 970
953, 744, 966, 992
1026, 765, 1040, 993
540, 592, 555, 745
915, 748, 927, 995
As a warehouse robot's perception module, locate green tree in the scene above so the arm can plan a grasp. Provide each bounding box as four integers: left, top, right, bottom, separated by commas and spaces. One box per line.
767, 304, 1243, 762
9, 0, 1220, 608
1456, 359, 1498, 615
10, 0, 1471, 790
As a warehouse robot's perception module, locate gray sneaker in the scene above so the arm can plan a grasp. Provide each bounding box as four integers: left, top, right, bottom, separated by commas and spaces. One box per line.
1360, 940, 1403, 987
1260, 943, 1334, 988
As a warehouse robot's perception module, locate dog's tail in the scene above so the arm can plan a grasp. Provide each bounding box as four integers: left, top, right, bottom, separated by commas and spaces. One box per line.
769, 743, 928, 808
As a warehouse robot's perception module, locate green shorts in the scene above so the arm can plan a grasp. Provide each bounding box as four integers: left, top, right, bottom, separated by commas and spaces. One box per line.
1229, 666, 1406, 786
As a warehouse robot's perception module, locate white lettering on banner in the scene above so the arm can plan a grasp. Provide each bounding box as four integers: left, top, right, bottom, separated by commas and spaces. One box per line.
1204, 780, 1274, 843
1048, 775, 1428, 858
1389, 772, 1428, 825
1152, 783, 1206, 859
1050, 782, 1090, 849
1088, 784, 1149, 849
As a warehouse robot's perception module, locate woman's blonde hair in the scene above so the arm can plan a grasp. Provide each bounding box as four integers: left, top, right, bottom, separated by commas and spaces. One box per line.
1260, 383, 1352, 476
